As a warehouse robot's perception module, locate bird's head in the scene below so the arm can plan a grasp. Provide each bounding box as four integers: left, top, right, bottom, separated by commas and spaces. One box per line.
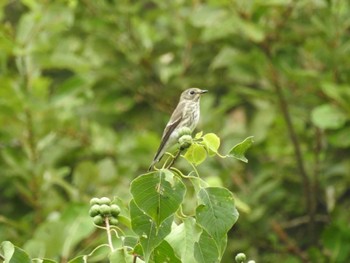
181, 88, 208, 102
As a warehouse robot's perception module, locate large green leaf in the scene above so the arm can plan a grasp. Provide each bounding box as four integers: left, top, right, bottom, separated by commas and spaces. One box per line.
129, 200, 173, 262
194, 230, 219, 263
130, 170, 186, 226
152, 240, 181, 263
109, 248, 134, 263
165, 217, 202, 263
196, 187, 239, 253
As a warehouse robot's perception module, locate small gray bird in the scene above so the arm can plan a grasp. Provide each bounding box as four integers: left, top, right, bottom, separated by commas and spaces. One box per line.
148, 88, 208, 171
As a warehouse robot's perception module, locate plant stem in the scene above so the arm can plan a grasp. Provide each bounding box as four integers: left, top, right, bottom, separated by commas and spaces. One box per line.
105, 217, 114, 251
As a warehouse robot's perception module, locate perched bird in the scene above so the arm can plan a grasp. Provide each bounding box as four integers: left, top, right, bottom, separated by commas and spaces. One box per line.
148, 88, 208, 171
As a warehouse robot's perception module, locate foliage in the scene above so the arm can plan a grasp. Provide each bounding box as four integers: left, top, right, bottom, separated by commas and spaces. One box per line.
1, 0, 350, 262
1, 133, 252, 262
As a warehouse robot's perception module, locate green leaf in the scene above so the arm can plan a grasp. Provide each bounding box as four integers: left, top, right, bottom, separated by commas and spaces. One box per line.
130, 169, 186, 226
0, 241, 31, 263
129, 200, 173, 262
15, 13, 36, 45
329, 126, 350, 148
311, 104, 347, 130
190, 6, 226, 28
210, 47, 239, 70
111, 197, 131, 229
322, 222, 350, 262
195, 131, 203, 139
196, 187, 239, 253
23, 204, 95, 259
165, 217, 202, 263
227, 136, 254, 163
202, 133, 220, 156
238, 20, 265, 42
152, 240, 181, 263
109, 248, 133, 263
67, 256, 85, 263
194, 230, 219, 263
183, 144, 207, 165
36, 260, 57, 263
321, 82, 350, 111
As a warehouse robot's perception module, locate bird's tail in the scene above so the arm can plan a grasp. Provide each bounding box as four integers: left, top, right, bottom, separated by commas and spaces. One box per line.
148, 155, 161, 171
148, 163, 155, 172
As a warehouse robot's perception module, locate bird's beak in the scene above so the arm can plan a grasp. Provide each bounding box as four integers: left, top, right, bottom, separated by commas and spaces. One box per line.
200, 90, 208, 94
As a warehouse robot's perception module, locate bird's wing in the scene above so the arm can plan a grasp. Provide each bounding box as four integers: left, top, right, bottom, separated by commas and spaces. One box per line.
148, 116, 182, 171
153, 115, 182, 160
149, 104, 183, 171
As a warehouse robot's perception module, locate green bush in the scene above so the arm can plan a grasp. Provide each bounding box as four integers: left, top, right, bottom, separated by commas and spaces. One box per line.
1, 0, 350, 262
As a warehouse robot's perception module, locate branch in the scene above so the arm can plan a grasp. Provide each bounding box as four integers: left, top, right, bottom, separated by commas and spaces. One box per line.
254, 1, 317, 244
269, 64, 315, 242
271, 221, 309, 263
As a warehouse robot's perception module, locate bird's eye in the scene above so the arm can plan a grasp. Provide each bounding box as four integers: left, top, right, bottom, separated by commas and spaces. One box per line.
189, 90, 195, 95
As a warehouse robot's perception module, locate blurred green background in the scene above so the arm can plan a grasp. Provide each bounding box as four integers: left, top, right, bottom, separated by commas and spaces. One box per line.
1, 0, 350, 262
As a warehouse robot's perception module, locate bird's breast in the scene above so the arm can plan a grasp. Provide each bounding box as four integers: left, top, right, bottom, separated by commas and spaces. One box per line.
181, 101, 200, 131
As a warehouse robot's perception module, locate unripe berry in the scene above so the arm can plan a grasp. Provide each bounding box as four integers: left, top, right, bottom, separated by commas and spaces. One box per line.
89, 204, 100, 217
109, 217, 119, 226
178, 135, 192, 149
110, 204, 121, 217
178, 127, 192, 137
235, 253, 246, 263
90, 197, 100, 206
100, 204, 111, 216
93, 215, 104, 226
99, 197, 111, 205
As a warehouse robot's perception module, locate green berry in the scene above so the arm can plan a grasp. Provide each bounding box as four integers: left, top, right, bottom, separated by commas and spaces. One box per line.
90, 197, 100, 206
178, 127, 192, 137
100, 204, 111, 216
109, 217, 119, 226
99, 197, 111, 205
235, 253, 246, 263
93, 215, 104, 226
178, 135, 192, 149
89, 204, 101, 217
110, 204, 121, 217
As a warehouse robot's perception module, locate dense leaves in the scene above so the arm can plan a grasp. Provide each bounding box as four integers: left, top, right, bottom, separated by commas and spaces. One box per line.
1, 0, 350, 262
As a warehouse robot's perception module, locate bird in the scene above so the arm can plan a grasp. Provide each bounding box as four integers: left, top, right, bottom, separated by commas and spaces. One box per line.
148, 88, 208, 171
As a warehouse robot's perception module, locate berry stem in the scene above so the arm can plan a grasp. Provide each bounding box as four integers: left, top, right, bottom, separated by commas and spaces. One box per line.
105, 217, 114, 251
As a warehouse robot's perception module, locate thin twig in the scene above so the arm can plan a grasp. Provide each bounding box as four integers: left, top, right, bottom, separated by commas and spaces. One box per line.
271, 221, 309, 263
269, 65, 314, 241
254, 1, 316, 244
281, 214, 329, 229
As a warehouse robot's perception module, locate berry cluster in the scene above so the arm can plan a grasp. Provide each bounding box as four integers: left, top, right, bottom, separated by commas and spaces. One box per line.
89, 197, 121, 226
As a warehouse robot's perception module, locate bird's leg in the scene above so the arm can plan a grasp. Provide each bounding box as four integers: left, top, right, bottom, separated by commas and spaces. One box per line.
162, 152, 176, 169
166, 148, 183, 169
